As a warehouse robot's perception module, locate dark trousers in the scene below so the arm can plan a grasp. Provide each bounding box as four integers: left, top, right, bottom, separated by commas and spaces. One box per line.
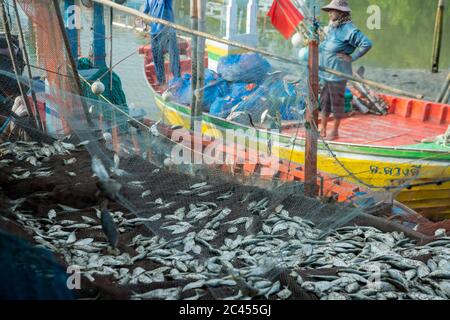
150, 28, 181, 85
320, 80, 347, 119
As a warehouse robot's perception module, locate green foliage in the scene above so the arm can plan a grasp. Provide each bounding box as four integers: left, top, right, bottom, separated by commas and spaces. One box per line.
184, 0, 450, 69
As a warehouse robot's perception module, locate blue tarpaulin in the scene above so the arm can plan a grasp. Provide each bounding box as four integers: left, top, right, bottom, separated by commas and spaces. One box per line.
217, 53, 271, 83
168, 70, 230, 112
210, 82, 258, 118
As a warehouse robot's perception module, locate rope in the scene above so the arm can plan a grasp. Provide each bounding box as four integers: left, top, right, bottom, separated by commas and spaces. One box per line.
95, 48, 139, 82
27, 64, 74, 79
12, 0, 44, 131
28, 45, 139, 83
77, 74, 215, 161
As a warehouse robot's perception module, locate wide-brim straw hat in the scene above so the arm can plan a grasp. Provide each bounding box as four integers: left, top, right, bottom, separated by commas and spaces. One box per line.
321, 0, 352, 13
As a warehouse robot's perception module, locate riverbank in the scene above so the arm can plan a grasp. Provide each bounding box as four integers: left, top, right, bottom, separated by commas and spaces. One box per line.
268, 57, 449, 102
360, 67, 449, 101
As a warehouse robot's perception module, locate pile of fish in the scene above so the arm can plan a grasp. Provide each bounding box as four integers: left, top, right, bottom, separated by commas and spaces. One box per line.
1, 140, 450, 300
0, 139, 89, 177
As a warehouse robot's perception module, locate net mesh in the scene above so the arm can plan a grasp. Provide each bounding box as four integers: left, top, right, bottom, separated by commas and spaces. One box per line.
0, 0, 449, 301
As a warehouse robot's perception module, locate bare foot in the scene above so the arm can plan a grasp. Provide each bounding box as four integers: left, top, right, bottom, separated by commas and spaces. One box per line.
325, 132, 339, 141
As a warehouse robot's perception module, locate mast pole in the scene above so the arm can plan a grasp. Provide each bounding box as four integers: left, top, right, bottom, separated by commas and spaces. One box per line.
304, 14, 319, 198
431, 0, 445, 73
193, 0, 206, 133
190, 0, 199, 131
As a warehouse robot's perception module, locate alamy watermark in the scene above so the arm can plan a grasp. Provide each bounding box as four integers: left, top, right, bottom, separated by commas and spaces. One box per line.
65, 5, 82, 30
167, 121, 280, 176
366, 263, 382, 291
65, 4, 382, 30
366, 5, 382, 30
66, 265, 81, 290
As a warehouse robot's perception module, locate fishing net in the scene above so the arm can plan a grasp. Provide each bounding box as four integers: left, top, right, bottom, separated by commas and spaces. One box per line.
1, 0, 450, 301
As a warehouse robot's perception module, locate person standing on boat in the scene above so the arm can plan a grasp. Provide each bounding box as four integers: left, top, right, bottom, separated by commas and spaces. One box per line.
143, 0, 181, 86
319, 0, 372, 140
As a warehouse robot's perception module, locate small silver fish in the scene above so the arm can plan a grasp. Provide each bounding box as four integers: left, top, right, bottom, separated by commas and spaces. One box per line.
190, 182, 207, 190
176, 190, 193, 195
48, 209, 57, 220
66, 231, 77, 244
217, 191, 233, 200
264, 281, 281, 299
227, 227, 239, 234
101, 208, 119, 249
12, 171, 31, 179
132, 287, 181, 300
198, 191, 215, 197
182, 280, 205, 292
61, 142, 76, 151
26, 156, 37, 166
141, 190, 152, 198
58, 204, 81, 212
163, 222, 192, 235
63, 158, 77, 165
277, 287, 292, 300
128, 181, 145, 189
77, 140, 90, 147
74, 238, 94, 246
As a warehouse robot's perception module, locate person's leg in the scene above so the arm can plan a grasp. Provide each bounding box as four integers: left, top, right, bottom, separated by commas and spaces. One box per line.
327, 81, 347, 140
167, 29, 181, 79
320, 112, 329, 137
319, 82, 331, 137
151, 32, 166, 85
328, 118, 341, 140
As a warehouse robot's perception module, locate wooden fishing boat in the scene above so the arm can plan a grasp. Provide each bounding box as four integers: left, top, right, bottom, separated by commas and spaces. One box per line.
139, 42, 450, 220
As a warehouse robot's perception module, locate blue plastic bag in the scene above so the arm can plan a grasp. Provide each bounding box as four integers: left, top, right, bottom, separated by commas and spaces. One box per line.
168, 70, 229, 112
168, 74, 192, 105
218, 53, 271, 83
266, 80, 306, 121
226, 75, 306, 124
210, 96, 240, 118
209, 82, 259, 118
202, 70, 228, 111
229, 82, 258, 100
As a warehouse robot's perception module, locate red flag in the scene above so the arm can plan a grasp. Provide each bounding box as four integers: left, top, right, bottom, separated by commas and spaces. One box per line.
267, 0, 304, 40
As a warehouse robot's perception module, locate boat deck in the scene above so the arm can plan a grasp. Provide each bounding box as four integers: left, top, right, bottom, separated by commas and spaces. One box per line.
284, 112, 448, 147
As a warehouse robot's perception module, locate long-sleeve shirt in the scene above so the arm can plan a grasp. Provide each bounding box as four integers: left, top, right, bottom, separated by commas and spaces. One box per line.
143, 0, 174, 35
319, 22, 372, 82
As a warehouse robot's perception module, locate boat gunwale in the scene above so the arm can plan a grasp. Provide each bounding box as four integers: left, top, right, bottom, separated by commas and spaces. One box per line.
151, 90, 450, 159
